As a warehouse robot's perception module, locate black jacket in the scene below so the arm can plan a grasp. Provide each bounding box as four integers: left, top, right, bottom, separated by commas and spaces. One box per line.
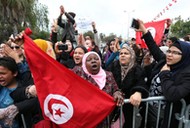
107, 61, 148, 98
57, 13, 76, 43
107, 61, 148, 128
142, 31, 190, 128
10, 71, 41, 128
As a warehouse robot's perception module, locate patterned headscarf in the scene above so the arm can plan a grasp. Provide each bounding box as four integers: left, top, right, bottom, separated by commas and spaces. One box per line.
82, 51, 106, 90
120, 45, 136, 81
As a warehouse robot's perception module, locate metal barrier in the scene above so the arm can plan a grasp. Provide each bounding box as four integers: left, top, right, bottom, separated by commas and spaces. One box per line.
19, 96, 189, 128
184, 104, 190, 128
175, 100, 190, 128
21, 114, 27, 128
118, 96, 189, 128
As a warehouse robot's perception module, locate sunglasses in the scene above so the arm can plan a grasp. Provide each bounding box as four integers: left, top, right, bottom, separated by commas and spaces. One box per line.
11, 46, 20, 49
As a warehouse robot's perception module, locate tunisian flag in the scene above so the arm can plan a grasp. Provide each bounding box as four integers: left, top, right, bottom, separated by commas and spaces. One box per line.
23, 34, 116, 128
136, 19, 166, 48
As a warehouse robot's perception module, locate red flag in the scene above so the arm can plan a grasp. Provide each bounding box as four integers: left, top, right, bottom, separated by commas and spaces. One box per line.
136, 19, 166, 48
23, 35, 116, 128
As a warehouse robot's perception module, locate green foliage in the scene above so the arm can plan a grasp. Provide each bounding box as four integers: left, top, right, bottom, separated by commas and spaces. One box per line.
170, 16, 190, 38
34, 2, 49, 32
0, 0, 50, 42
101, 33, 117, 43
83, 31, 94, 40
30, 31, 50, 40
83, 31, 117, 44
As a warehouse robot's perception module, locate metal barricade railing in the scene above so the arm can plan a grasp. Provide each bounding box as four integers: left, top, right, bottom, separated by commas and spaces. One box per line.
184, 104, 190, 128
21, 114, 27, 128
19, 97, 190, 128
118, 96, 189, 128
122, 96, 166, 128
175, 99, 186, 128
175, 99, 190, 128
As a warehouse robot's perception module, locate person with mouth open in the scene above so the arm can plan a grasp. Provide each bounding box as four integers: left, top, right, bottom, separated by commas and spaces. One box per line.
136, 19, 190, 128
72, 45, 88, 68
72, 51, 124, 128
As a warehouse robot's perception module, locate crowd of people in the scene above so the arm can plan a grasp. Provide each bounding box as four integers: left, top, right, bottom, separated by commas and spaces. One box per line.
0, 4, 190, 128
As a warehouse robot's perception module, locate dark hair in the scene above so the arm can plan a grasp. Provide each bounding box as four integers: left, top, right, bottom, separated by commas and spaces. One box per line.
131, 38, 136, 41
85, 35, 93, 40
107, 38, 115, 52
0, 57, 18, 73
91, 40, 101, 53
168, 37, 178, 43
183, 36, 190, 41
171, 41, 182, 51
68, 12, 76, 18
74, 45, 88, 53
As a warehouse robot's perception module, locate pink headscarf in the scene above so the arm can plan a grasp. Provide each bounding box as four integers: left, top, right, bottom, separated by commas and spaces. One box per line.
82, 51, 106, 90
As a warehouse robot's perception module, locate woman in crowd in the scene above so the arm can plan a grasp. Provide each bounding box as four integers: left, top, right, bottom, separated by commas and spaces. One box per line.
165, 36, 178, 47
106, 46, 149, 128
137, 19, 190, 128
72, 51, 124, 127
104, 38, 115, 63
72, 45, 88, 68
131, 43, 145, 65
33, 39, 56, 59
84, 38, 102, 59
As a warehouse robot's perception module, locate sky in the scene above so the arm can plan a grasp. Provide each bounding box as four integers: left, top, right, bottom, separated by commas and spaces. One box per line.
38, 0, 190, 39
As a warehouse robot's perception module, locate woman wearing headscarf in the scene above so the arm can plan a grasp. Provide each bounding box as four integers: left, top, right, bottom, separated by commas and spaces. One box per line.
137, 19, 190, 128
33, 39, 56, 59
72, 51, 124, 128
106, 46, 149, 128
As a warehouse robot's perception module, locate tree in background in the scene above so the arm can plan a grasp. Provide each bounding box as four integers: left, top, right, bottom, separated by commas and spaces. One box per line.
83, 31, 118, 45
83, 31, 94, 40
0, 0, 50, 42
170, 16, 190, 38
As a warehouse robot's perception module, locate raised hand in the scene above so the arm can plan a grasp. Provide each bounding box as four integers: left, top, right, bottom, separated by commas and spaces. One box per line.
60, 5, 65, 15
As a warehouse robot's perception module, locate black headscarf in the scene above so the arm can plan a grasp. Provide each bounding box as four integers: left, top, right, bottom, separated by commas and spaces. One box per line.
170, 40, 190, 73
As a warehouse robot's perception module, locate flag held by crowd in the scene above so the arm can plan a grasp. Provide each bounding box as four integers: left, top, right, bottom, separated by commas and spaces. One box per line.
136, 19, 166, 48
23, 34, 116, 128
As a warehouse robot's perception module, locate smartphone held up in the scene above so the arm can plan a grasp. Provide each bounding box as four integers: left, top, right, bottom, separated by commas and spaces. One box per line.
131, 18, 139, 29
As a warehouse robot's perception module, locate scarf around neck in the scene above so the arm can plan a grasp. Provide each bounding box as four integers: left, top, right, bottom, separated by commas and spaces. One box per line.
82, 51, 106, 90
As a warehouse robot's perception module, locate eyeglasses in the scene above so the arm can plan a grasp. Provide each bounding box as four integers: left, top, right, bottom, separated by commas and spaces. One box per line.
11, 46, 20, 50
166, 50, 182, 55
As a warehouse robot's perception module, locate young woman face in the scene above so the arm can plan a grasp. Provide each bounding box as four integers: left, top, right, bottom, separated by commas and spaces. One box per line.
84, 40, 93, 49
73, 47, 86, 66
119, 48, 131, 65
166, 39, 173, 47
109, 41, 115, 52
166, 46, 182, 65
85, 53, 100, 75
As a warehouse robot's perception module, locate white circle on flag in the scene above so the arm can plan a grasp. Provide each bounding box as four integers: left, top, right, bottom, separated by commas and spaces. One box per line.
44, 94, 74, 124
147, 27, 156, 39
